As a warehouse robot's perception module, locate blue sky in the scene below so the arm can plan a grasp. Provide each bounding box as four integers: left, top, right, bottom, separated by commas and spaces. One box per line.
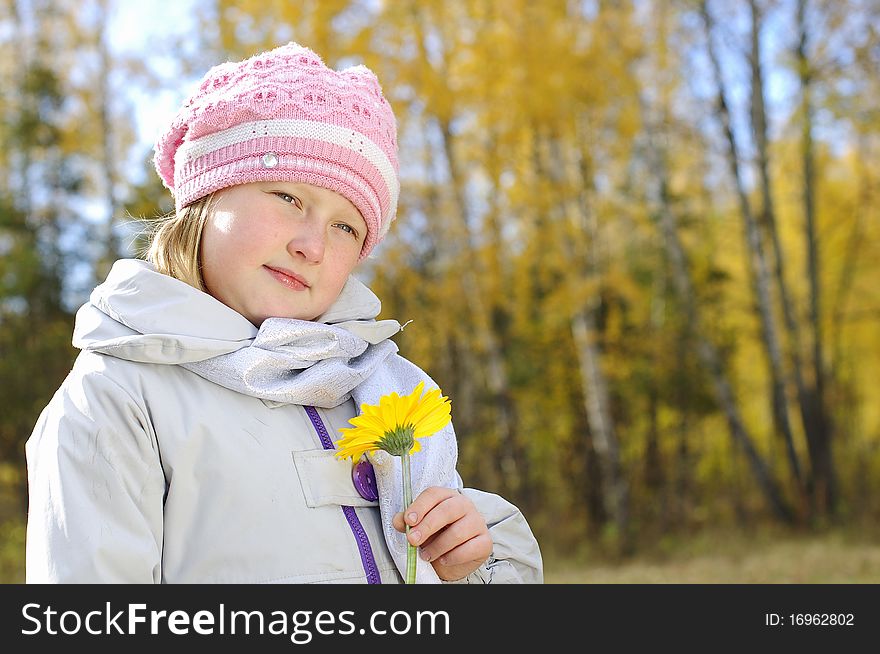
107, 0, 201, 164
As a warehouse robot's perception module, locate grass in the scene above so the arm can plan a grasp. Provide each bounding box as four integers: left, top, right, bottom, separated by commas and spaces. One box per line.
544, 526, 880, 583
3, 515, 879, 584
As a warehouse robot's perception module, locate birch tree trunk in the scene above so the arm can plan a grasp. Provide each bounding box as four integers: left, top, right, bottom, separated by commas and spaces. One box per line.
747, 0, 808, 505
646, 121, 794, 523
96, 0, 121, 281
796, 0, 836, 515
567, 115, 630, 550
411, 5, 524, 493
700, 0, 800, 519
436, 119, 524, 492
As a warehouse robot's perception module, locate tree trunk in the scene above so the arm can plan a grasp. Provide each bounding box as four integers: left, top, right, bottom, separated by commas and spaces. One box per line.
700, 0, 800, 520
642, 94, 794, 522
436, 121, 524, 494
673, 328, 693, 530
410, 5, 524, 495
661, 179, 794, 522
796, 0, 836, 516
829, 139, 870, 382
571, 308, 630, 546
747, 0, 809, 508
96, 0, 121, 281
417, 126, 480, 442
568, 115, 631, 552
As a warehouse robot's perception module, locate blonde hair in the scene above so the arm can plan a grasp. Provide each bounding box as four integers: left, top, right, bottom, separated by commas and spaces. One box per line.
145, 195, 215, 292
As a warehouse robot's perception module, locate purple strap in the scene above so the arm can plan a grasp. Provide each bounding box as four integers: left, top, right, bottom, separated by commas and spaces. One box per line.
304, 406, 381, 584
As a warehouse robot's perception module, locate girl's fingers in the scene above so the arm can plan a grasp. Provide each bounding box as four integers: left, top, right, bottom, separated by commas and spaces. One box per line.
416, 510, 488, 563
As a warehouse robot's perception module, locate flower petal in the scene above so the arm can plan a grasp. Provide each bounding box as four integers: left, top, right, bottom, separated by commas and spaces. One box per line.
400, 381, 425, 424
410, 391, 451, 439
341, 382, 453, 460
335, 444, 374, 461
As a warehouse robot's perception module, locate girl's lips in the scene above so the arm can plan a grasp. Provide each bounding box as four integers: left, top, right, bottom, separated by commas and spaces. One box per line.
264, 265, 310, 291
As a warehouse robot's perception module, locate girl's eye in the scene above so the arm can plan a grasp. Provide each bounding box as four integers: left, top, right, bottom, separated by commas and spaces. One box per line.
334, 222, 358, 238
276, 192, 303, 209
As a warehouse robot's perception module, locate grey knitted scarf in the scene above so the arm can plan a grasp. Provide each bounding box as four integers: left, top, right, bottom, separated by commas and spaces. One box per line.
182, 316, 400, 409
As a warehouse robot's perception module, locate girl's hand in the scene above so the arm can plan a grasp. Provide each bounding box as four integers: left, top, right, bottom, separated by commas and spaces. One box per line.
392, 486, 492, 581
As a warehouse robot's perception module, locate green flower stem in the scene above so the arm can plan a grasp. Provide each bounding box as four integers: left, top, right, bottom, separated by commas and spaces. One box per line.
401, 452, 416, 584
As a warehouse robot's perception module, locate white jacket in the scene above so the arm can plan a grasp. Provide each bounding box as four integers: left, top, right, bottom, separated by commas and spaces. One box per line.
25, 260, 543, 583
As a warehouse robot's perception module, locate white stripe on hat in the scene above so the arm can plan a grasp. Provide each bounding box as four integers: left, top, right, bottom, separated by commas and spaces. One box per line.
177, 118, 399, 216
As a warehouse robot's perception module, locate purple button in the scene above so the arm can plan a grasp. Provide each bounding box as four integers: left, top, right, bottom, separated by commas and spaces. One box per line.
352, 458, 379, 502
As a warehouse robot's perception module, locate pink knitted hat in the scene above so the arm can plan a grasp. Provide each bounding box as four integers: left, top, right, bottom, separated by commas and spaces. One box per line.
153, 42, 399, 259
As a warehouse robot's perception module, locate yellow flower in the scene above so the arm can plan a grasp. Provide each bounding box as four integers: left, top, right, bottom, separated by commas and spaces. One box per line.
336, 381, 452, 584
334, 381, 452, 461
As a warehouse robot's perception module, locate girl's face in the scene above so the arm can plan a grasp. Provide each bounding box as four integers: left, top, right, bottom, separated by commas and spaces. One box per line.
200, 182, 367, 326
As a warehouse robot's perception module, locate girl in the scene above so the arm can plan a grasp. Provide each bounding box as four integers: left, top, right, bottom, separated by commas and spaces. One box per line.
25, 42, 542, 584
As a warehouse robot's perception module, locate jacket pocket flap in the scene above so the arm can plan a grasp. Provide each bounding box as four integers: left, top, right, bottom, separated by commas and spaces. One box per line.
292, 449, 378, 508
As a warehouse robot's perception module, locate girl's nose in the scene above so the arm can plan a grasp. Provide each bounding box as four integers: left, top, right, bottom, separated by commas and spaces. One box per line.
287, 218, 326, 263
